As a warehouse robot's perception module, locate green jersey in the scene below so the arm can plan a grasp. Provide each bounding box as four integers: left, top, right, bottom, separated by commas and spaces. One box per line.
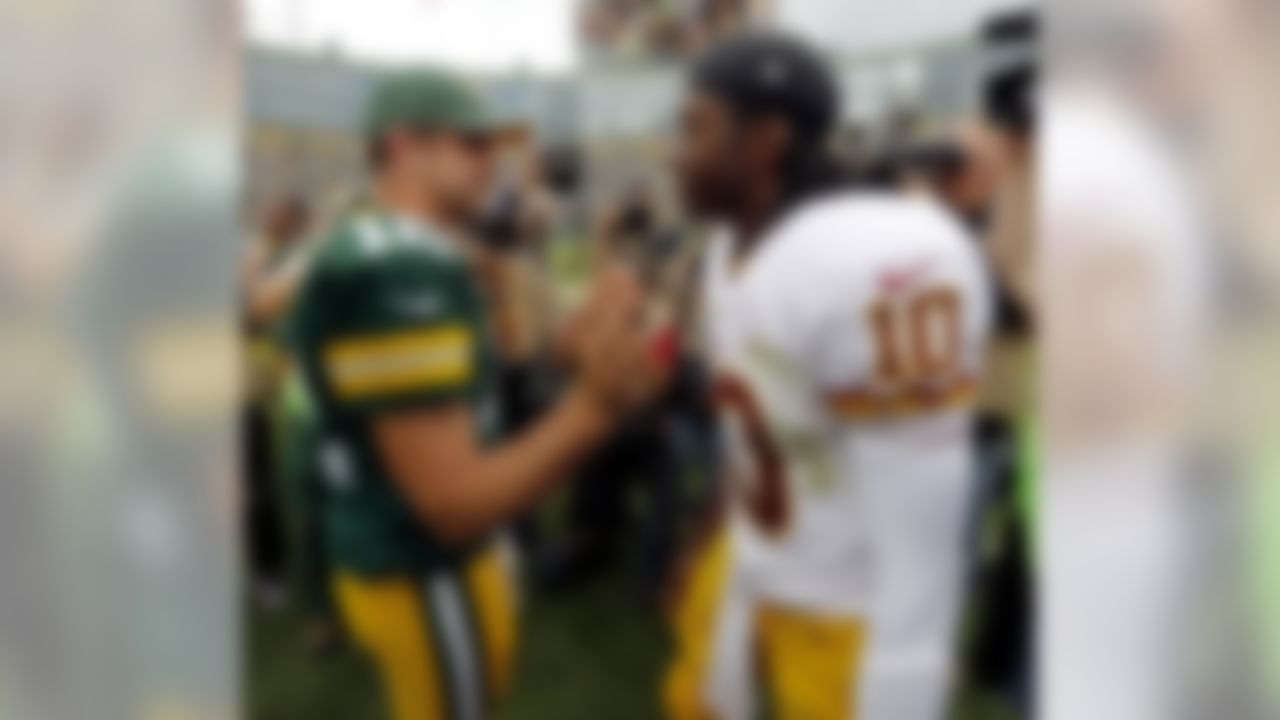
288, 209, 500, 575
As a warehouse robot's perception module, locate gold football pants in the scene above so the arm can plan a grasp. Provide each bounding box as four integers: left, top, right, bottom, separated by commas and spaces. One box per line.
334, 545, 517, 720
664, 531, 868, 720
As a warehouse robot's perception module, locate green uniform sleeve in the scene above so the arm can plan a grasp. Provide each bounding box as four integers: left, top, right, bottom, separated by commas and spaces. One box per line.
299, 222, 482, 415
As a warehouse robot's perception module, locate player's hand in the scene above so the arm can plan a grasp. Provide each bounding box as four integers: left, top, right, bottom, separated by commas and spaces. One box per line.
572, 265, 673, 417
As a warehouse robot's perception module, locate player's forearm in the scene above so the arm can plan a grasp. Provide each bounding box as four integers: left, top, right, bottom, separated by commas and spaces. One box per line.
411, 388, 613, 544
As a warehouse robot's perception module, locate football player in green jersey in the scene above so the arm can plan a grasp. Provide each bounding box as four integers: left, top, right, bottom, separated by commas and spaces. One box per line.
287, 69, 665, 720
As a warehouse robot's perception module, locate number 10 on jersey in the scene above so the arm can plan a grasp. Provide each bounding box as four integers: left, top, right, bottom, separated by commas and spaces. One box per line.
868, 285, 963, 389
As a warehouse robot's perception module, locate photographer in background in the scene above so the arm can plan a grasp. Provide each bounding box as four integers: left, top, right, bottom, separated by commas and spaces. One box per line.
963, 8, 1038, 718
471, 138, 577, 556
472, 144, 557, 426
984, 10, 1037, 327
901, 125, 1002, 233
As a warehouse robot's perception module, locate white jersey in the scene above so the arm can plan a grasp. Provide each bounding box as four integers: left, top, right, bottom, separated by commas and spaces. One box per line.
701, 192, 991, 716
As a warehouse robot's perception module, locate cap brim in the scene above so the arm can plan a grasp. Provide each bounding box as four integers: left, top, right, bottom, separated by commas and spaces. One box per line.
458, 113, 525, 137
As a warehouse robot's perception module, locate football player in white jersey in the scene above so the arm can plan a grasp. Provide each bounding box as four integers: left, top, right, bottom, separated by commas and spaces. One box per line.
663, 34, 993, 720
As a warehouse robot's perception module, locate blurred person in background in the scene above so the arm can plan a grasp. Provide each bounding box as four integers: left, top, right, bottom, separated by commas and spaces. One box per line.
983, 10, 1037, 327
242, 191, 349, 653
473, 130, 563, 439
582, 0, 766, 61
664, 33, 990, 720
286, 68, 669, 720
694, 0, 753, 51
242, 194, 311, 610
1034, 0, 1277, 715
899, 126, 1002, 234
892, 27, 1039, 711
1174, 1, 1280, 715
67, 125, 240, 720
244, 195, 313, 329
30, 1, 244, 716
471, 131, 567, 556
833, 123, 876, 181
1043, 2, 1234, 718
963, 9, 1038, 717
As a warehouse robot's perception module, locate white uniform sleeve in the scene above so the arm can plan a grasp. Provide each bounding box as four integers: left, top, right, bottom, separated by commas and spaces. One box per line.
799, 259, 880, 395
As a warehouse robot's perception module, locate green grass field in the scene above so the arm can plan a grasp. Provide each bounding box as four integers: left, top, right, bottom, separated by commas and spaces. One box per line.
249, 566, 1017, 720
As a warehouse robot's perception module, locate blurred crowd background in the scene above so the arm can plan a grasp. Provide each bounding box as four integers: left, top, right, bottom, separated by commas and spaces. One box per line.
242, 2, 1036, 718
580, 0, 768, 61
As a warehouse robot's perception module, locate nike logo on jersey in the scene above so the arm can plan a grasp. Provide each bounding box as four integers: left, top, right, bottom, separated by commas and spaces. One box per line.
878, 259, 935, 296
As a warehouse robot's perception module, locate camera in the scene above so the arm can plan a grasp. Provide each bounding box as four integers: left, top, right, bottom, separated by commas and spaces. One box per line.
982, 9, 1037, 137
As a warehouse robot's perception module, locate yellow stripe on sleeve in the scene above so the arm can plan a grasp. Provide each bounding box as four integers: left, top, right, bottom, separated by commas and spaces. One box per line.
324, 325, 473, 400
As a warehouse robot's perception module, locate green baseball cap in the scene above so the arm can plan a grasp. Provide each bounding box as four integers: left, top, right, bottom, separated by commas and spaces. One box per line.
363, 68, 499, 138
